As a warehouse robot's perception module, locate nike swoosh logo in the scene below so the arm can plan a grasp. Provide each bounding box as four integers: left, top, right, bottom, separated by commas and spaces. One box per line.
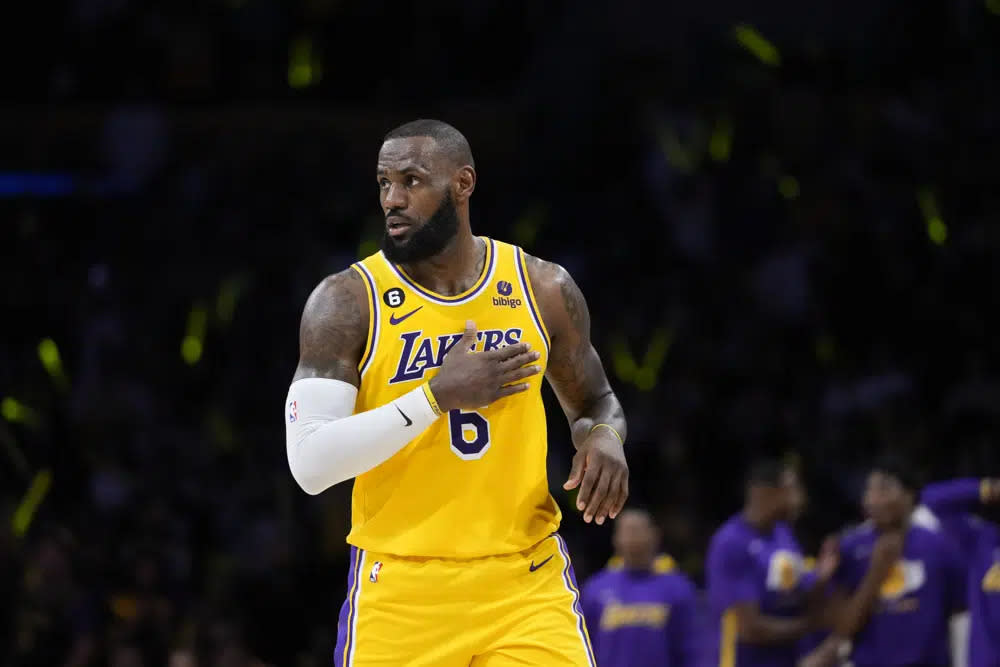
529, 555, 554, 572
395, 405, 412, 427
389, 306, 422, 325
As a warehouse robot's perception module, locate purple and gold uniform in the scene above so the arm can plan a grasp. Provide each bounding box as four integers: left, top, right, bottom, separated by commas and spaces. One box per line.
332, 239, 594, 667
922, 479, 1000, 667
706, 515, 813, 667
580, 555, 700, 667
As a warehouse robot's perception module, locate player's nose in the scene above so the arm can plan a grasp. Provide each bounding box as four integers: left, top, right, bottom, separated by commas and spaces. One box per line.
383, 182, 408, 210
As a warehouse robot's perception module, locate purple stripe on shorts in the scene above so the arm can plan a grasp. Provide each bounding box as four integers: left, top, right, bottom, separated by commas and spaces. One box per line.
333, 546, 360, 667
555, 534, 597, 667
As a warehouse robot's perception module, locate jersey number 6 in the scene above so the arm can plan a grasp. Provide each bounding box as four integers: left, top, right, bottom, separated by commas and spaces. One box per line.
448, 409, 491, 460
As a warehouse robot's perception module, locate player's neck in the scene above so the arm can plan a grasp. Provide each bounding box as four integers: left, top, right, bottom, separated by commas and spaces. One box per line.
877, 517, 910, 534
399, 228, 484, 296
622, 555, 655, 573
742, 507, 777, 534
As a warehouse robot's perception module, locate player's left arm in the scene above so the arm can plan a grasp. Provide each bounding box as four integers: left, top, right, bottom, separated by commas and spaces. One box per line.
525, 255, 628, 525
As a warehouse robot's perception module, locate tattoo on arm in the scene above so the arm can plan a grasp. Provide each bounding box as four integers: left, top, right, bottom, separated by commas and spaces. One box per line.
292, 268, 370, 387
525, 255, 626, 448
547, 271, 595, 409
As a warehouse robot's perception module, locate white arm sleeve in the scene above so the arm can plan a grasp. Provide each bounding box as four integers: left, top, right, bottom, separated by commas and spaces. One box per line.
285, 378, 441, 495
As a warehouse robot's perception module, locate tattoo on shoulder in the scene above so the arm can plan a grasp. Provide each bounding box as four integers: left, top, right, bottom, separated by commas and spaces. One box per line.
524, 253, 612, 428
524, 254, 590, 340
557, 269, 589, 337
293, 268, 369, 385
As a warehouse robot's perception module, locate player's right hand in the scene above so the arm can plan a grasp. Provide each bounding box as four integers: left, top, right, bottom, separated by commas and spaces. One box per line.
984, 478, 1000, 503
429, 321, 541, 413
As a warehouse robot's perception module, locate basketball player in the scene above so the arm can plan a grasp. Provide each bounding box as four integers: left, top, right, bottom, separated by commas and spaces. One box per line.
705, 458, 838, 667
284, 119, 628, 666
580, 508, 700, 667
803, 456, 966, 667
920, 476, 1000, 667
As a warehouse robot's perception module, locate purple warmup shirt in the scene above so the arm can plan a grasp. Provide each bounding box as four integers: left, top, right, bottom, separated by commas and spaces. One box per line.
706, 515, 814, 667
833, 522, 965, 667
922, 479, 1000, 667
581, 555, 700, 667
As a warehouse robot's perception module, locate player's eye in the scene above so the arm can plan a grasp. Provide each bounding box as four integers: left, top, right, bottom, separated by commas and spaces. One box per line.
378, 178, 390, 189
407, 175, 420, 187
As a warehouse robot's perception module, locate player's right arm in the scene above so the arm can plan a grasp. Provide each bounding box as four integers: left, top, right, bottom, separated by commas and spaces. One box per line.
708, 535, 811, 645
921, 478, 1000, 575
801, 532, 902, 665
922, 478, 1000, 517
285, 269, 541, 495
803, 536, 840, 614
728, 604, 811, 645
828, 530, 903, 639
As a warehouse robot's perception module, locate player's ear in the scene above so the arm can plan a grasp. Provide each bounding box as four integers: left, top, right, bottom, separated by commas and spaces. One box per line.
453, 165, 476, 203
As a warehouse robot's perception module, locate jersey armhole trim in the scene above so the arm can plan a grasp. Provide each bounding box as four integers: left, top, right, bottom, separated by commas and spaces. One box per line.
515, 247, 551, 353
351, 262, 379, 378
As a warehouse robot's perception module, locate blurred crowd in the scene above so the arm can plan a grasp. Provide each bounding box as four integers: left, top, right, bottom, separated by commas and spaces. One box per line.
3, 0, 1000, 665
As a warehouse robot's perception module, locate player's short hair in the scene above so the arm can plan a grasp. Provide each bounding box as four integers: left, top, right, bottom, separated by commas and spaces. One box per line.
745, 457, 788, 488
619, 504, 654, 521
617, 506, 660, 534
871, 453, 921, 494
383, 119, 475, 169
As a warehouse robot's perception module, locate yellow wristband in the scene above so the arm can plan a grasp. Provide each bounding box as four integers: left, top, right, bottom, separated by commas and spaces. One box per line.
590, 423, 624, 445
422, 383, 443, 417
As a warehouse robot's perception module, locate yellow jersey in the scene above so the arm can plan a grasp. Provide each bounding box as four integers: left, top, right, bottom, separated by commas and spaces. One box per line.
347, 237, 561, 558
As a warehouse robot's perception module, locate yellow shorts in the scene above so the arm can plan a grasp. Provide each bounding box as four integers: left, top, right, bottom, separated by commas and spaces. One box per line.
333, 533, 596, 667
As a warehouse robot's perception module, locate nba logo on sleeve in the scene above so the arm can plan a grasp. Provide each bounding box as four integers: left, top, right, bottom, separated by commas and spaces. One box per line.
287, 400, 298, 423
370, 561, 383, 583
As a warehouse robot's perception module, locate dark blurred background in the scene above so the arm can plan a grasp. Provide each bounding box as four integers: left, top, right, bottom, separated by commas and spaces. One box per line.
3, 0, 999, 664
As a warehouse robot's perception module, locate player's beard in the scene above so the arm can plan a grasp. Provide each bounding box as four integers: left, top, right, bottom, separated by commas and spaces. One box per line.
382, 192, 459, 264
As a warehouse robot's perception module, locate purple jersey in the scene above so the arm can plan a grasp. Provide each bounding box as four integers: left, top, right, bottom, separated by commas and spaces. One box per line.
581, 555, 700, 667
833, 522, 965, 667
922, 479, 1000, 667
706, 515, 812, 667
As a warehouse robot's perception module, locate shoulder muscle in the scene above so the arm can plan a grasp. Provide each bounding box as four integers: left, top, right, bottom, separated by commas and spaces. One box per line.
293, 267, 370, 386
523, 255, 589, 343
